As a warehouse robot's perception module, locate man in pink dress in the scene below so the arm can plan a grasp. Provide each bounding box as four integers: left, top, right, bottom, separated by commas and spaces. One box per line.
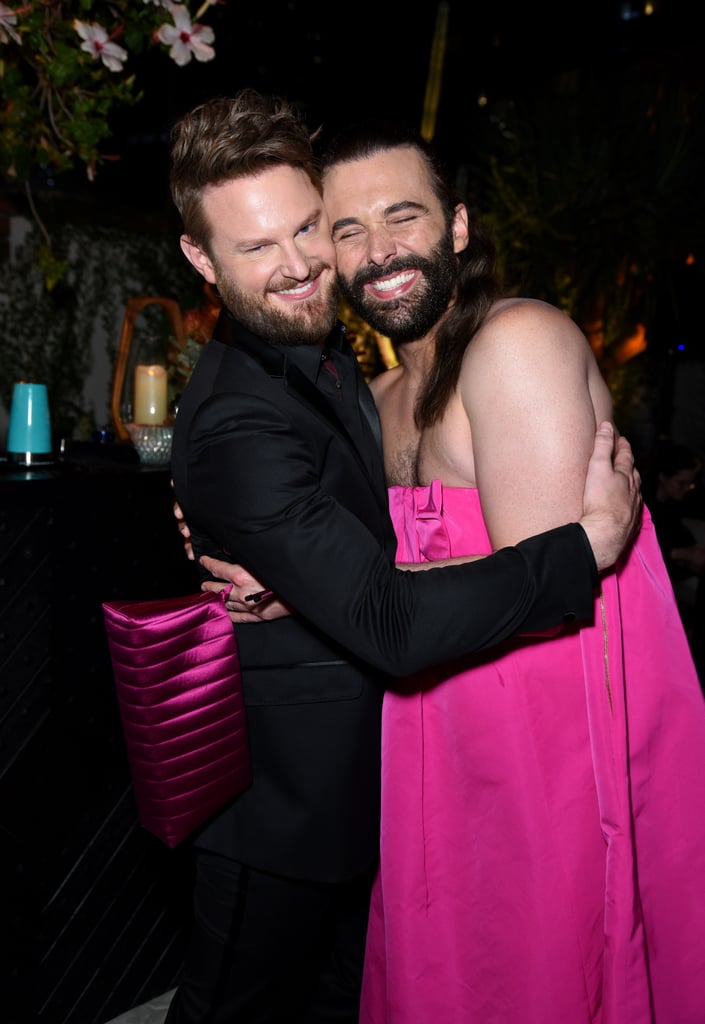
201, 119, 705, 1021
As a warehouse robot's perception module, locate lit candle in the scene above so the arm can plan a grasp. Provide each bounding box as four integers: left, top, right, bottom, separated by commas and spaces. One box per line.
134, 364, 168, 424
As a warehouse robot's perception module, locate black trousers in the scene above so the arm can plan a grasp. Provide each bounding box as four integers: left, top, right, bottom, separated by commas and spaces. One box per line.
164, 850, 376, 1024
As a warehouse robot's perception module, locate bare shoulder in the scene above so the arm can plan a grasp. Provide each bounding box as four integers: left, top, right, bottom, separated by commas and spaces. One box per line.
477, 296, 588, 348
460, 297, 591, 378
458, 295, 611, 425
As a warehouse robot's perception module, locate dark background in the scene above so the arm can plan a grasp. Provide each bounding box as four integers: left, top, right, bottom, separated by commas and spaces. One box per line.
17, 0, 703, 448
87, 0, 702, 214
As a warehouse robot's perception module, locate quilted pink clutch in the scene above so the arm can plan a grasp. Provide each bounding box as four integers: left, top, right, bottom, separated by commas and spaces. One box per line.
102, 588, 251, 848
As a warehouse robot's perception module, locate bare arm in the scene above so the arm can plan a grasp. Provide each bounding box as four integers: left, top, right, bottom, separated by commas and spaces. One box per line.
460, 299, 639, 569
462, 300, 607, 544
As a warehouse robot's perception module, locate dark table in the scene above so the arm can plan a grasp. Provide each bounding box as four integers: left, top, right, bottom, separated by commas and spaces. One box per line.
1, 448, 200, 1024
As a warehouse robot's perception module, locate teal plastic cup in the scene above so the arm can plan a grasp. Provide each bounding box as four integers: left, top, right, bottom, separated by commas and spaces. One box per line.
7, 381, 53, 464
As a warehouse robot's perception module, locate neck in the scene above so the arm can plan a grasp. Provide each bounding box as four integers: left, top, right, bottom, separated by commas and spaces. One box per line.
393, 333, 437, 384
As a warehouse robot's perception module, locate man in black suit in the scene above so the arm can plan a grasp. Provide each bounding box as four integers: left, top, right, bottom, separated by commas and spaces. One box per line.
166, 90, 640, 1024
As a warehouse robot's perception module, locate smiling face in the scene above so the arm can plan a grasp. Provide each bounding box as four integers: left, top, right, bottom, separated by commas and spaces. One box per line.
180, 164, 338, 345
323, 146, 469, 344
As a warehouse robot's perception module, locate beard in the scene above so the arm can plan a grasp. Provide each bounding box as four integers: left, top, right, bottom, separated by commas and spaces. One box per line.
214, 260, 339, 346
338, 229, 458, 344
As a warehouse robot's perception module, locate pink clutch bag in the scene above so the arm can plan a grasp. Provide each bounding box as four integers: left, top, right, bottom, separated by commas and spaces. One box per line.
102, 588, 251, 848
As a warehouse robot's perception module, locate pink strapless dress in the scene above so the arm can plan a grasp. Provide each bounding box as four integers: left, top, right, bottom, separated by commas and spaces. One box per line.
361, 482, 705, 1024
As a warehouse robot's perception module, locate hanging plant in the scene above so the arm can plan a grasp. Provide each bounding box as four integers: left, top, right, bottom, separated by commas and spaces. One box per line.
0, 0, 222, 286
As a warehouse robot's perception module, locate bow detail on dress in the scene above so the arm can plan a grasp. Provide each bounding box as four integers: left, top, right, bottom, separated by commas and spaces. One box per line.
415, 480, 452, 562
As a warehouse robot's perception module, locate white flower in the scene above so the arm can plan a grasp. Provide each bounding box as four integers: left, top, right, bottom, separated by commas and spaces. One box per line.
0, 3, 21, 45
156, 4, 215, 66
74, 20, 128, 72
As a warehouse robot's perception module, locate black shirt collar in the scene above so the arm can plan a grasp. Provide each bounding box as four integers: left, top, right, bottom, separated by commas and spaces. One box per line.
212, 308, 348, 382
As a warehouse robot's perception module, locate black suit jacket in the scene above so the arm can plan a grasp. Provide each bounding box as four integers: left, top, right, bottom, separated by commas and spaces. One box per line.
170, 311, 598, 882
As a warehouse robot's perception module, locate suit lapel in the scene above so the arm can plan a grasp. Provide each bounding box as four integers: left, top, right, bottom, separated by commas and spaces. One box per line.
213, 311, 386, 498
353, 367, 383, 454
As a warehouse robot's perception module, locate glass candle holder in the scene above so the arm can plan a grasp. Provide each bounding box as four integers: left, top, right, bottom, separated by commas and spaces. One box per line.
126, 423, 173, 466
111, 297, 186, 442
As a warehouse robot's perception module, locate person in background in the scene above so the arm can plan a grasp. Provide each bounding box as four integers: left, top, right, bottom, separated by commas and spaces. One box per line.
647, 439, 705, 577
208, 119, 705, 1022
645, 438, 705, 680
165, 90, 640, 1024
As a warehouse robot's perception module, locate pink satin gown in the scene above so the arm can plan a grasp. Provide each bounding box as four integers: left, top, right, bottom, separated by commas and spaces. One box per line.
361, 482, 705, 1024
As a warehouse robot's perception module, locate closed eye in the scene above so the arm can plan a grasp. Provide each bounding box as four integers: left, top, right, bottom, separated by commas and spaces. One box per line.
389, 214, 420, 228
333, 225, 364, 242
386, 201, 427, 228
